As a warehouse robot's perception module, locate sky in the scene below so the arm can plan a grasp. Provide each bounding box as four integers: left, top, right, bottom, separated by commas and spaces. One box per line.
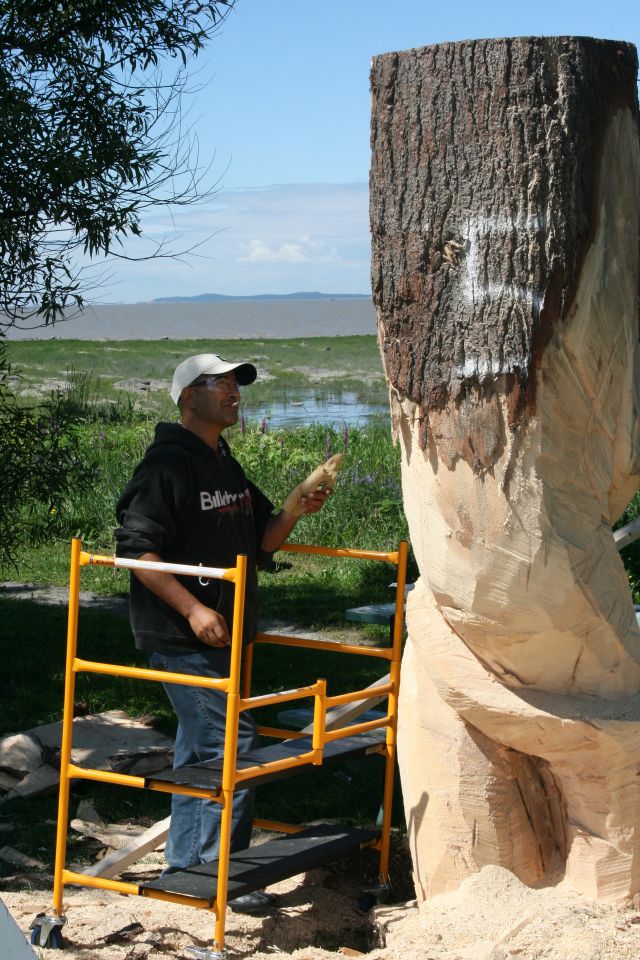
97, 0, 640, 303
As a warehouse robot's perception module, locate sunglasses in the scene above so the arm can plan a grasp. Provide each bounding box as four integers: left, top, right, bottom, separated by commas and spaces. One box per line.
190, 375, 240, 392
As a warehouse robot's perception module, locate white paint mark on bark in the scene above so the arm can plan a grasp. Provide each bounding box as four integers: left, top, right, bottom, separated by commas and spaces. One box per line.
463, 215, 545, 312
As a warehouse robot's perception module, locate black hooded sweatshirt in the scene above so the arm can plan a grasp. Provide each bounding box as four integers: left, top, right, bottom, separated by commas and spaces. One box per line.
115, 422, 274, 655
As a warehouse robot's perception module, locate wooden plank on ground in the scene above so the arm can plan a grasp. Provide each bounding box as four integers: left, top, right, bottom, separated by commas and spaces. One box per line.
81, 816, 171, 879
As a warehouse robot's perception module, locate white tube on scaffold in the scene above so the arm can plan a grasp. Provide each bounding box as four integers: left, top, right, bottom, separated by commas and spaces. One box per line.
90, 555, 231, 580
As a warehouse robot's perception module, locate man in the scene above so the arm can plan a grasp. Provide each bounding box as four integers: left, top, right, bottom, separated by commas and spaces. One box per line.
115, 353, 336, 912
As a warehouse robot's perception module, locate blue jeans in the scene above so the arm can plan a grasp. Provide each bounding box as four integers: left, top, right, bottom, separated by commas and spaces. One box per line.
149, 647, 259, 869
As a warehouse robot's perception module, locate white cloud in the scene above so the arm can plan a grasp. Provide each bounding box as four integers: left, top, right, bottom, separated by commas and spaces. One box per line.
239, 236, 340, 264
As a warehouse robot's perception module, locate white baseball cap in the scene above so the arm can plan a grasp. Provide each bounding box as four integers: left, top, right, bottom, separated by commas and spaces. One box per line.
170, 353, 257, 404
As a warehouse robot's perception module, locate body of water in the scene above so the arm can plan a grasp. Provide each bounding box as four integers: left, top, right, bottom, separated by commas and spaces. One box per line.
244, 391, 389, 428
4, 298, 376, 340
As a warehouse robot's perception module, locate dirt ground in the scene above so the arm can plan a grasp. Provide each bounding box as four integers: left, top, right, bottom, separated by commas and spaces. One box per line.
5, 850, 640, 960
3, 844, 398, 959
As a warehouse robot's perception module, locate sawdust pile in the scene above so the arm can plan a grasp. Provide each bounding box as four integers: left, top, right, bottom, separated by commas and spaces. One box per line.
372, 866, 640, 960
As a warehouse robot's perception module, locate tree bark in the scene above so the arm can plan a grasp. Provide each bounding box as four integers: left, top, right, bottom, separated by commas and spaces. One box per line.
370, 36, 640, 901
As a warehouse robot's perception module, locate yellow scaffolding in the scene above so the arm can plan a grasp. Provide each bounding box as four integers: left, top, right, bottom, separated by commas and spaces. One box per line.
37, 537, 408, 956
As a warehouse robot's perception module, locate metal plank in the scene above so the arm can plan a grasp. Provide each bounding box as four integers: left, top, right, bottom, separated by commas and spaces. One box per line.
140, 825, 378, 906
147, 732, 385, 792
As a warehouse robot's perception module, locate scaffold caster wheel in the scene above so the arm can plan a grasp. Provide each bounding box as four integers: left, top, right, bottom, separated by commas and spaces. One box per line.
29, 912, 66, 949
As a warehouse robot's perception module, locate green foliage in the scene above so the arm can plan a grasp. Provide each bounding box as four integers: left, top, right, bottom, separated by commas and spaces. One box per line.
0, 348, 414, 615
23, 414, 407, 555
0, 356, 409, 576
41, 418, 155, 545
0, 343, 94, 563
230, 421, 407, 550
616, 491, 640, 603
0, 0, 233, 326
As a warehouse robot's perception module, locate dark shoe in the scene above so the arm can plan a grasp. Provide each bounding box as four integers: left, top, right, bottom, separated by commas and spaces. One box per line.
229, 890, 276, 914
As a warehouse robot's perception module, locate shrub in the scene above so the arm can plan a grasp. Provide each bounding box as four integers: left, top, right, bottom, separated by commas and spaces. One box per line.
0, 343, 95, 563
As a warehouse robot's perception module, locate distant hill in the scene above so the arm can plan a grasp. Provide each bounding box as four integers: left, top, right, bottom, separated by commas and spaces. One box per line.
152, 291, 370, 303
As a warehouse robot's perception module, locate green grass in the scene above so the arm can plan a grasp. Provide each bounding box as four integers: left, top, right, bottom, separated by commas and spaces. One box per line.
5, 335, 388, 419
2, 416, 410, 577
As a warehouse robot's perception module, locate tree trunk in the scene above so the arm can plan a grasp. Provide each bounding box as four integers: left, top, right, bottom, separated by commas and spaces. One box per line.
370, 36, 640, 901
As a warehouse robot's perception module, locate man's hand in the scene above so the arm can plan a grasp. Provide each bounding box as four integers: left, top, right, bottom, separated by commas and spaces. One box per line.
299, 488, 331, 515
133, 553, 232, 647
261, 454, 342, 553
187, 602, 231, 647
262, 477, 334, 552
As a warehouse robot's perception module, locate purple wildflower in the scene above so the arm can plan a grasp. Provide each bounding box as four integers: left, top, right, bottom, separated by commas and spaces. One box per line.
260, 416, 267, 435
241, 412, 246, 434
343, 422, 349, 450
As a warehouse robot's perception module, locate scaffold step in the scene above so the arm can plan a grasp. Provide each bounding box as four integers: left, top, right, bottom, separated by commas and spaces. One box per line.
146, 731, 385, 792
140, 824, 379, 906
